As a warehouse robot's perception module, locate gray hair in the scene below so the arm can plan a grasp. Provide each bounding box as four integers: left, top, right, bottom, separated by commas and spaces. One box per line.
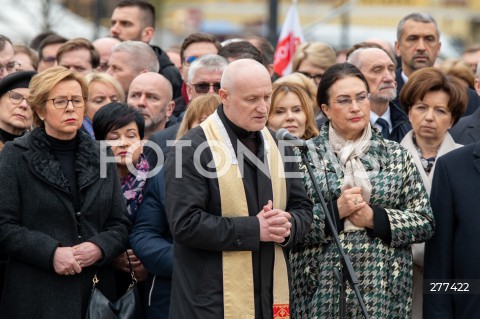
347, 47, 396, 69
187, 54, 228, 83
396, 12, 440, 42
346, 48, 367, 69
112, 40, 159, 73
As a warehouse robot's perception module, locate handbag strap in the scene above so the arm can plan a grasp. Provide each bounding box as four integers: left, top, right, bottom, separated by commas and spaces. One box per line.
91, 249, 138, 289
124, 249, 138, 289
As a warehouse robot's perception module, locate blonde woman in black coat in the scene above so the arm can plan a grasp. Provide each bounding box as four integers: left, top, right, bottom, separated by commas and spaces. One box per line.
0, 67, 130, 319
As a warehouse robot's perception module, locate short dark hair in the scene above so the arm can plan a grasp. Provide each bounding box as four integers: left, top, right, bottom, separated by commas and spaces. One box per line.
29, 31, 57, 51
92, 101, 145, 140
245, 36, 275, 66
115, 0, 156, 29
56, 38, 100, 69
180, 32, 221, 64
317, 63, 370, 115
397, 12, 440, 42
218, 41, 263, 65
399, 67, 467, 126
37, 34, 68, 61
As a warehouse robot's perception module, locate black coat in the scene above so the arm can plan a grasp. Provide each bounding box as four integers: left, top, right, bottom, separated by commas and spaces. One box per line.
450, 105, 480, 145
423, 142, 480, 318
387, 100, 412, 143
0, 128, 130, 319
164, 106, 313, 318
145, 123, 180, 168
150, 45, 183, 101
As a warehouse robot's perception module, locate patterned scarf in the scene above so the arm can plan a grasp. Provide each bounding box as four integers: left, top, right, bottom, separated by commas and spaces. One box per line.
328, 123, 373, 231
120, 153, 149, 222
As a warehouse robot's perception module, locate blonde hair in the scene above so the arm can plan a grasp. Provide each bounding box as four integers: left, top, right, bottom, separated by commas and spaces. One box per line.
292, 42, 336, 72
175, 94, 221, 140
85, 72, 125, 102
274, 72, 319, 115
28, 66, 89, 127
269, 81, 319, 140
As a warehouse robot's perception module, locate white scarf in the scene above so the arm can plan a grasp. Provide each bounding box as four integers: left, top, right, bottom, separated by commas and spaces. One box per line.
329, 124, 373, 231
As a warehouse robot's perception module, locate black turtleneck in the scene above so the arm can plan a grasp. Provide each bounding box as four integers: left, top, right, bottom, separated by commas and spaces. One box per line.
0, 128, 23, 144
46, 134, 81, 211
219, 105, 259, 155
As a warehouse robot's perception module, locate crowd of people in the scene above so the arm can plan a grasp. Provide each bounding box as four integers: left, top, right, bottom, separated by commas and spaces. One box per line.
0, 0, 479, 318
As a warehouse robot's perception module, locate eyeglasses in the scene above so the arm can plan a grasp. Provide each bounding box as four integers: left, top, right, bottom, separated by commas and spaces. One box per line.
183, 56, 198, 66
44, 96, 85, 109
0, 61, 21, 74
297, 71, 323, 84
8, 90, 28, 105
331, 92, 371, 107
191, 82, 221, 94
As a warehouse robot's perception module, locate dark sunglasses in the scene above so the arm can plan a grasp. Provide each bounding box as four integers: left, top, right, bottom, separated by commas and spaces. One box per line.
192, 82, 221, 94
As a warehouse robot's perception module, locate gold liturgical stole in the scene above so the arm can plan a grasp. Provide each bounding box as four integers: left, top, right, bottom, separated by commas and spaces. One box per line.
201, 111, 290, 319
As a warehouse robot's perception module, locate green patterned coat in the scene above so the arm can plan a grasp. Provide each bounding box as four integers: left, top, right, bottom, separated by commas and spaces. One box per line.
289, 123, 434, 319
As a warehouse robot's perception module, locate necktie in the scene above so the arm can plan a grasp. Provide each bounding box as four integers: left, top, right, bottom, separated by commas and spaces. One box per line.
376, 118, 390, 139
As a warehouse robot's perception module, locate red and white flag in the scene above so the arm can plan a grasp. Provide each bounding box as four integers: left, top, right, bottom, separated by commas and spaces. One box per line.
273, 1, 304, 76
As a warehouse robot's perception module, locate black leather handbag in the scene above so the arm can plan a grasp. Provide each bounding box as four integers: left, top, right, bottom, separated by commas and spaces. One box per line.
86, 251, 141, 319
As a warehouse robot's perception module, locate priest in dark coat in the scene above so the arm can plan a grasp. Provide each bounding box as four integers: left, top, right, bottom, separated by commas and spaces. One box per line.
164, 59, 313, 319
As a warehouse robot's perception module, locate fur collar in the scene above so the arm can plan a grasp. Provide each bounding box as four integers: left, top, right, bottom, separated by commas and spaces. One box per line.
17, 128, 101, 193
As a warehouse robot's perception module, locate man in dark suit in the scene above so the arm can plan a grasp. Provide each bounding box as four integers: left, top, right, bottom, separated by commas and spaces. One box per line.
449, 106, 480, 145
423, 141, 480, 318
395, 12, 479, 116
348, 47, 411, 142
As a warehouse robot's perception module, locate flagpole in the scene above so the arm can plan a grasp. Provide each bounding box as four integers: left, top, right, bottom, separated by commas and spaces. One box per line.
267, 0, 279, 46
273, 0, 305, 76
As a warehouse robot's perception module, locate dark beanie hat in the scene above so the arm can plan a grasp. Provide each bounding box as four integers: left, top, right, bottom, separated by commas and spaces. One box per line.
0, 71, 37, 97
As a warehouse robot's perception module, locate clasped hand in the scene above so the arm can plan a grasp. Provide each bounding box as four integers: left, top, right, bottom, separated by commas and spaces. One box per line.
337, 186, 374, 229
257, 200, 292, 243
53, 242, 103, 276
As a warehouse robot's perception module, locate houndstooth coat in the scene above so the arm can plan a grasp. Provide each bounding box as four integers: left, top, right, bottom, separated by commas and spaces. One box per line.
289, 123, 435, 319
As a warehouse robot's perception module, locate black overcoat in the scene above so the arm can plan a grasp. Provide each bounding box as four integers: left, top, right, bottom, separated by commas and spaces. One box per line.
0, 128, 130, 319
424, 141, 480, 318
164, 106, 313, 318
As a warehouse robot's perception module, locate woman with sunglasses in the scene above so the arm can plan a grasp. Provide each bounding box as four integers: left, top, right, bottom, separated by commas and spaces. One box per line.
289, 63, 434, 318
0, 71, 36, 151
0, 66, 130, 319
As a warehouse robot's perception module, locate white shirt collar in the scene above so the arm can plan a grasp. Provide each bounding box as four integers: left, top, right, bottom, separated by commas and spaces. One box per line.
370, 107, 392, 133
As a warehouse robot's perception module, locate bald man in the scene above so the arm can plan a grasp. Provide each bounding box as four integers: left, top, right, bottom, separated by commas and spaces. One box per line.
93, 37, 121, 72
127, 72, 175, 139
164, 59, 313, 318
